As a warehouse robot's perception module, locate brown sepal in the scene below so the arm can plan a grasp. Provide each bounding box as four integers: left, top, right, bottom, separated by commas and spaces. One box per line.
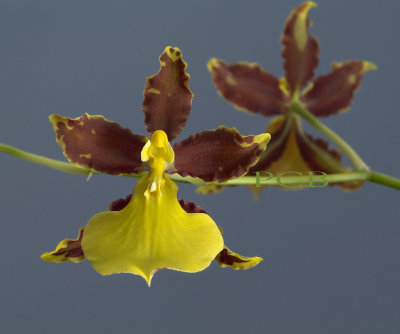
208, 59, 287, 115
50, 113, 148, 175
142, 46, 193, 141
170, 126, 270, 182
281, 2, 319, 95
301, 60, 377, 117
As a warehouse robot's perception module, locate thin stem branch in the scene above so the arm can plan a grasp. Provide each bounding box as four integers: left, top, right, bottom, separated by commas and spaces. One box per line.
369, 171, 400, 190
0, 143, 90, 175
0, 142, 384, 187
290, 100, 369, 171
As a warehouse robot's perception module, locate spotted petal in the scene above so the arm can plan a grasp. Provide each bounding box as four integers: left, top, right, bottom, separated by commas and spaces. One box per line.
171, 126, 271, 182
41, 227, 85, 263
81, 173, 224, 286
50, 114, 148, 175
301, 60, 377, 116
143, 46, 193, 141
281, 1, 319, 95
208, 59, 287, 115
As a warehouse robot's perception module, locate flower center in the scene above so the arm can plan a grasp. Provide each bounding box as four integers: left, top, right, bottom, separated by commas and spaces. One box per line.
141, 130, 175, 197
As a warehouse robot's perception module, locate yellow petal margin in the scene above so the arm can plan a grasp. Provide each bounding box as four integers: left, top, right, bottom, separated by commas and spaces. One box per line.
81, 130, 224, 286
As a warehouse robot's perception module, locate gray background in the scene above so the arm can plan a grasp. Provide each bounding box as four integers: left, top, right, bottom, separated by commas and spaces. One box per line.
0, 0, 399, 333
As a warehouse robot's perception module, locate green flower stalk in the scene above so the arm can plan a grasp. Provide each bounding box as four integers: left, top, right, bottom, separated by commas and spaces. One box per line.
1, 143, 398, 190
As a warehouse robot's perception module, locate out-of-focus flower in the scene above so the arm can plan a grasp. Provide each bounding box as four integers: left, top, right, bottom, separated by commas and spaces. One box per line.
208, 2, 375, 190
41, 47, 270, 285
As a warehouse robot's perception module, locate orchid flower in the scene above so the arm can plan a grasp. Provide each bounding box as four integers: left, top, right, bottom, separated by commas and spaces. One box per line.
208, 2, 375, 191
41, 46, 271, 285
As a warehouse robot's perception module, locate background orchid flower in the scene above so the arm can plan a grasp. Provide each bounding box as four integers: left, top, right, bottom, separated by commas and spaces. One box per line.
40, 46, 270, 285
208, 1, 375, 191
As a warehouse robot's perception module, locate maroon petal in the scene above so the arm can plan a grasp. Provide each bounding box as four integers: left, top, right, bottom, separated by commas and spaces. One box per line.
142, 46, 193, 141
208, 59, 287, 115
170, 126, 271, 182
50, 113, 148, 175
301, 60, 377, 116
281, 2, 319, 95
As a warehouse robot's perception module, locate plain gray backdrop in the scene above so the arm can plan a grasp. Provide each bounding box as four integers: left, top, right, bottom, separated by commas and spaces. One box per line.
1, 0, 399, 333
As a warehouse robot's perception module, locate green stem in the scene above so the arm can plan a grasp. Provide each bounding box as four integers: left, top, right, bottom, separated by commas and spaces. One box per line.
0, 143, 91, 176
3, 142, 399, 189
369, 171, 400, 190
233, 171, 369, 187
290, 99, 369, 171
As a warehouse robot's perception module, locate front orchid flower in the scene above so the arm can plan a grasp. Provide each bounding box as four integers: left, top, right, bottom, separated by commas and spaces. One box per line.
80, 130, 224, 285
208, 2, 375, 191
41, 46, 270, 285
